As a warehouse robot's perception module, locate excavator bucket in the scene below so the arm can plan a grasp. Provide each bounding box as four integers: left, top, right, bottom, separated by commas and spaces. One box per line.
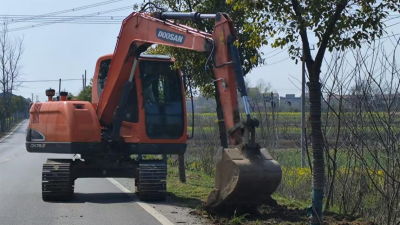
206, 146, 282, 212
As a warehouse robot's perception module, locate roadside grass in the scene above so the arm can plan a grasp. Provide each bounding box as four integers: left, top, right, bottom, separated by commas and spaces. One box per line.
166, 166, 213, 208
166, 166, 375, 225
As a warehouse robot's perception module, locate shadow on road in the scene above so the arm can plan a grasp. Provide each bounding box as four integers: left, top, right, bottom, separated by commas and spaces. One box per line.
53, 193, 134, 204
46, 192, 204, 208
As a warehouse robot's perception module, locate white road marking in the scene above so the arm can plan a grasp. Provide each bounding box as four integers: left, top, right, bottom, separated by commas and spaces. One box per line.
4, 158, 10, 162
107, 178, 174, 225
0, 120, 26, 143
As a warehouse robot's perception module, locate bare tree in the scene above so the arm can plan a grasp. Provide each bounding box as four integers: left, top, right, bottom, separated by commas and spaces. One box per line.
347, 40, 400, 224
0, 20, 24, 132
318, 37, 400, 224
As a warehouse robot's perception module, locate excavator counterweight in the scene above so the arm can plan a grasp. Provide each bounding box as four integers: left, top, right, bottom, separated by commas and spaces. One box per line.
26, 6, 281, 212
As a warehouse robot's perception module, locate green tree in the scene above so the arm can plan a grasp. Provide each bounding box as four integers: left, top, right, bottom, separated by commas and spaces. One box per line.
10, 95, 29, 119
67, 92, 76, 100
0, 20, 24, 132
145, 0, 264, 97
10, 96, 26, 112
227, 0, 400, 223
0, 98, 4, 122
76, 78, 92, 102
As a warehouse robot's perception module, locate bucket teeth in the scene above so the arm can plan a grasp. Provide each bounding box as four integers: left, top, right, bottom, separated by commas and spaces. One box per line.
206, 147, 282, 212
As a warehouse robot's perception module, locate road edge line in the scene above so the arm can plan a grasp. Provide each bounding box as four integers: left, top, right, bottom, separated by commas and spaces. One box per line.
0, 119, 26, 142
107, 178, 175, 225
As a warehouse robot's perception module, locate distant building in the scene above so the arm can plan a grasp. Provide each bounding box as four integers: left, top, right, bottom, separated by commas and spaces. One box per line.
280, 94, 302, 111
186, 91, 315, 113
326, 93, 400, 112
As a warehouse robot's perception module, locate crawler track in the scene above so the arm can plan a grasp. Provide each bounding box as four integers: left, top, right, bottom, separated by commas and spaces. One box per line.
137, 163, 167, 201
42, 159, 74, 201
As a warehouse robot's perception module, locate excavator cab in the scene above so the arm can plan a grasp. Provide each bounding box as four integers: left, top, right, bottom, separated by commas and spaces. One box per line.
140, 56, 185, 139
92, 53, 187, 146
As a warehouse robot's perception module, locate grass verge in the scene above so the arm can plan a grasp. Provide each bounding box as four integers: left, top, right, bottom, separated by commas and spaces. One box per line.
166, 166, 213, 208
166, 166, 376, 225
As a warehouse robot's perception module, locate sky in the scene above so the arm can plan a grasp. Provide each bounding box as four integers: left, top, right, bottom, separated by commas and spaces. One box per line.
1, 0, 399, 102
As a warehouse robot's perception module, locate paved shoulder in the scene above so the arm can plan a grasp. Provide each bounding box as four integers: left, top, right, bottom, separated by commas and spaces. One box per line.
114, 178, 207, 225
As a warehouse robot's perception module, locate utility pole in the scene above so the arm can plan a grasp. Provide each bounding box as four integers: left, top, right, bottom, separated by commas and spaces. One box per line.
59, 79, 62, 98
271, 92, 276, 148
262, 94, 270, 135
31, 93, 33, 102
301, 45, 314, 167
276, 93, 280, 149
82, 74, 85, 90
85, 70, 87, 88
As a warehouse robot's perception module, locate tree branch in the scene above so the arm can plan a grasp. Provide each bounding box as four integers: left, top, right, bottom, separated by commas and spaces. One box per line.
290, 0, 315, 74
314, 0, 348, 72
184, 0, 193, 11
192, 0, 202, 9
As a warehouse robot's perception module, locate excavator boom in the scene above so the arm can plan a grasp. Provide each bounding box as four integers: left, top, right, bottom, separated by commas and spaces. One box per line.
94, 10, 282, 211
95, 11, 247, 144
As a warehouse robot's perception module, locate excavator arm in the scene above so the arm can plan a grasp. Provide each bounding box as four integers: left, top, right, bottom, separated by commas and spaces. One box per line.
96, 9, 281, 212
96, 11, 250, 146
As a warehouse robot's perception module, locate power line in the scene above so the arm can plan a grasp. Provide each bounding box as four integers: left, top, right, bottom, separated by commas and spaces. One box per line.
263, 46, 284, 56
263, 47, 289, 60
0, 15, 126, 18
385, 20, 400, 29
0, 15, 126, 20
11, 21, 122, 25
0, 16, 124, 25
8, 6, 134, 32
375, 32, 400, 40
20, 79, 82, 83
258, 57, 291, 67
0, 16, 126, 23
1, 17, 124, 25
2, 0, 126, 24
383, 15, 400, 23
256, 31, 400, 68
257, 31, 400, 68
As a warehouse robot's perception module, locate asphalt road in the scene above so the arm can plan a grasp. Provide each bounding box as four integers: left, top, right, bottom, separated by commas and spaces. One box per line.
0, 120, 204, 225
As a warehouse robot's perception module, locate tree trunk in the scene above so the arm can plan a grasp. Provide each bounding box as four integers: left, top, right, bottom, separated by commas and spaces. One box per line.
307, 72, 325, 225
0, 118, 4, 132
1, 92, 6, 132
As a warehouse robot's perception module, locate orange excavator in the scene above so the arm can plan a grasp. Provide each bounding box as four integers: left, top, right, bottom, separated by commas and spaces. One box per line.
26, 5, 282, 212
